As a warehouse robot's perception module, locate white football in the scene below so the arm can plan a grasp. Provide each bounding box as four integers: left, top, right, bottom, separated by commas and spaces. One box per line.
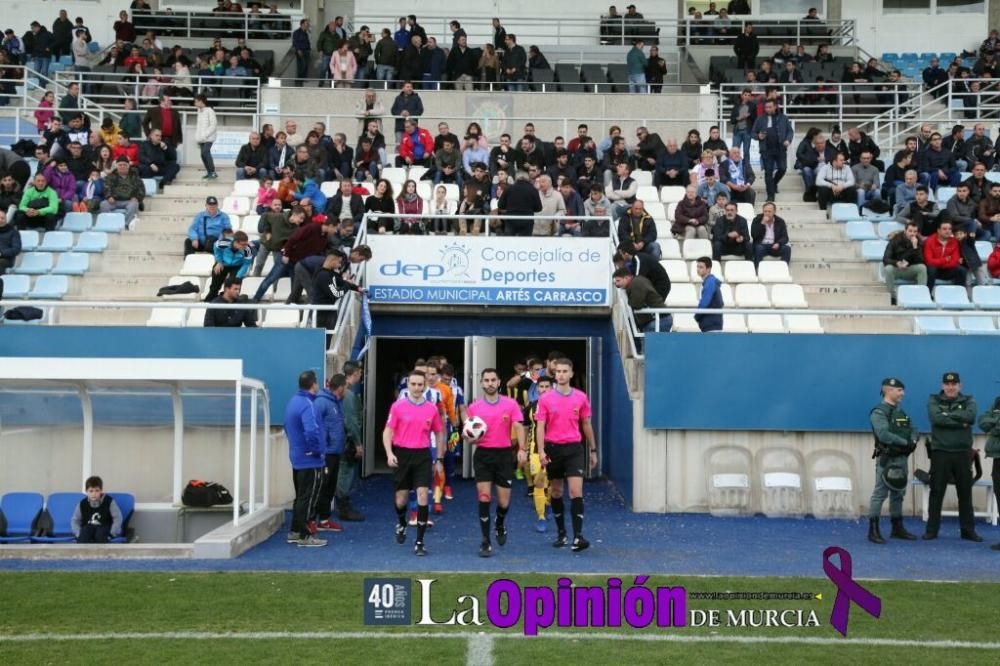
462, 416, 488, 441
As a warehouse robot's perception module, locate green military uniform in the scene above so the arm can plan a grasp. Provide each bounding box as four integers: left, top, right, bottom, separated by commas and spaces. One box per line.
977, 397, 1000, 551
924, 371, 981, 541
867, 377, 918, 543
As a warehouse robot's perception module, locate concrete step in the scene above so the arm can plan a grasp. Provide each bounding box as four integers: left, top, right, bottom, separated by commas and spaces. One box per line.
56, 307, 156, 326
86, 252, 185, 276
162, 184, 238, 198
791, 242, 861, 262
70, 275, 188, 298
791, 261, 879, 285
111, 232, 189, 252
144, 197, 221, 213
803, 289, 893, 309
819, 314, 914, 334
787, 224, 853, 241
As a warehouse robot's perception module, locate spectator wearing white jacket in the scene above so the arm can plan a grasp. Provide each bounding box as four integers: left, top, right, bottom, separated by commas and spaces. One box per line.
194, 94, 219, 180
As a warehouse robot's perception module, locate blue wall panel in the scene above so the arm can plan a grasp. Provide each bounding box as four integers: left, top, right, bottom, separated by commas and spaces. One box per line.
644, 333, 1000, 432
0, 327, 326, 424
373, 315, 634, 505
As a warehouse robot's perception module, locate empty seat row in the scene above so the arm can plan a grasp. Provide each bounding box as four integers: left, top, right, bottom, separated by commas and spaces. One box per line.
668, 313, 824, 334
914, 315, 1000, 335
58, 212, 126, 234
659, 258, 792, 284
845, 219, 905, 241
0, 491, 134, 544
662, 282, 808, 309
9, 252, 89, 276
0, 275, 70, 299
899, 285, 1000, 310
17, 230, 109, 255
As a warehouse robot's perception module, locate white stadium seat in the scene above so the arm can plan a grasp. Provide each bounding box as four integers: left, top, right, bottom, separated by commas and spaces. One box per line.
747, 313, 786, 333
682, 239, 712, 260
666, 283, 699, 307
660, 238, 682, 260
757, 262, 793, 283
734, 283, 771, 307
232, 180, 259, 197
636, 185, 659, 203
180, 254, 216, 277
660, 186, 686, 204
660, 260, 689, 283
723, 260, 759, 283
770, 284, 808, 308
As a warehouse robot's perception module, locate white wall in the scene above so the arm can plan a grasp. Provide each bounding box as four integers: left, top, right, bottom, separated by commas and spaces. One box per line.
845, 0, 989, 57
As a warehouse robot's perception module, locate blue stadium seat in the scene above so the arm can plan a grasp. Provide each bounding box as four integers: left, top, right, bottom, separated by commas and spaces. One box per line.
861, 240, 888, 261
32, 492, 85, 543
915, 316, 958, 334
975, 241, 992, 261
861, 208, 893, 221
29, 275, 69, 299
900, 52, 919, 61
48, 63, 66, 75
58, 55, 73, 66
939, 52, 957, 62
957, 316, 1000, 335
0, 274, 31, 298
830, 203, 861, 222
94, 212, 126, 233
60, 212, 92, 233
882, 53, 899, 63
39, 231, 74, 252
143, 178, 157, 198
88, 41, 100, 53
898, 285, 934, 309
934, 285, 974, 309
845, 220, 877, 240
108, 493, 135, 543
75, 231, 108, 253
18, 230, 39, 251
985, 172, 1000, 184
972, 286, 1000, 309
919, 52, 937, 60
52, 252, 90, 276
0, 492, 44, 543
935, 187, 956, 204
11, 252, 53, 275
878, 221, 904, 239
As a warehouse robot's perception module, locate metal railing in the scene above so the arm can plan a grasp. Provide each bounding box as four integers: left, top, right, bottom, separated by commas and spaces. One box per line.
360, 212, 613, 237
279, 75, 692, 93
54, 70, 261, 115
861, 78, 1000, 150
716, 81, 924, 135
351, 14, 854, 48
677, 18, 855, 47
128, 9, 301, 41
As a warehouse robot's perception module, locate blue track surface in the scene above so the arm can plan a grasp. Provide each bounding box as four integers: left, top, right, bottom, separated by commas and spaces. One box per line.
2, 476, 998, 581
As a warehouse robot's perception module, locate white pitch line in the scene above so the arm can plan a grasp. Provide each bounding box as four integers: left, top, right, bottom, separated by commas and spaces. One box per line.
1, 631, 999, 650
466, 633, 495, 666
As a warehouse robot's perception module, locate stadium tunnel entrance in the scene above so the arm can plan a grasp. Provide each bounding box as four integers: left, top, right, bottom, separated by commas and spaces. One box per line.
364, 334, 593, 478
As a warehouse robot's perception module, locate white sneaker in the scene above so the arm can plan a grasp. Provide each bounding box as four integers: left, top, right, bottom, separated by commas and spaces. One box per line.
127, 218, 137, 231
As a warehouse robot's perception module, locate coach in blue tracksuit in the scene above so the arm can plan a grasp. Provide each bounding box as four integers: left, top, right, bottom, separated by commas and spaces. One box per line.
284, 370, 326, 547
313, 373, 347, 530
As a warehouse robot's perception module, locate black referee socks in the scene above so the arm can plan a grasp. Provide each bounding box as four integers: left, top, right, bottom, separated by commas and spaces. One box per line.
571, 497, 584, 537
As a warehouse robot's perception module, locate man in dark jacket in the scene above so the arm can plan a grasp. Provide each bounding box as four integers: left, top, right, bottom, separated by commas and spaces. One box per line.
51, 10, 74, 58
733, 23, 759, 70
0, 208, 21, 275
847, 127, 884, 170
751, 100, 793, 202
613, 268, 668, 333
325, 180, 364, 227
712, 202, 752, 260
655, 139, 688, 187
141, 96, 183, 148
284, 369, 327, 546
139, 129, 179, 185
882, 222, 926, 302
924, 372, 981, 542
420, 37, 446, 89
616, 241, 671, 299
497, 172, 542, 236
390, 81, 423, 141
919, 132, 961, 192
446, 34, 478, 89
312, 251, 362, 347
796, 134, 838, 200
634, 127, 666, 172
313, 373, 348, 530
204, 276, 257, 327
502, 34, 527, 91
235, 131, 272, 180
750, 202, 791, 267
618, 200, 662, 259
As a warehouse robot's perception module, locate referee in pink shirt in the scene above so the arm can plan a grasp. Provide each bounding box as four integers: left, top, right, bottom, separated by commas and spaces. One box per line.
383, 369, 445, 556
466, 368, 527, 558
535, 358, 598, 552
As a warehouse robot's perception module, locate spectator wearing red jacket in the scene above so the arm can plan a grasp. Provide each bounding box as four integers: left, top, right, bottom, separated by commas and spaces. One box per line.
987, 244, 1000, 278
395, 118, 433, 168
112, 133, 139, 166
923, 220, 967, 289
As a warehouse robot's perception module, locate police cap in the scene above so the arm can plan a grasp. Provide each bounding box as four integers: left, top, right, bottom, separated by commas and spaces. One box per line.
942, 372, 960, 384
881, 377, 905, 389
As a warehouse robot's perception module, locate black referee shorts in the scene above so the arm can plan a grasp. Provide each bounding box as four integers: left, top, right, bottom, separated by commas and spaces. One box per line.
545, 441, 586, 480
393, 446, 432, 491
474, 446, 515, 488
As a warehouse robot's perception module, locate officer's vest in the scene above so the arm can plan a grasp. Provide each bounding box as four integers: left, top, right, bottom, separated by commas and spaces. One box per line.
870, 403, 914, 453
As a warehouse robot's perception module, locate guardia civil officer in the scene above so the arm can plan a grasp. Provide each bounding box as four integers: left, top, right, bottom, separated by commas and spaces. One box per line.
976, 395, 1000, 551
867, 377, 918, 544
924, 372, 983, 542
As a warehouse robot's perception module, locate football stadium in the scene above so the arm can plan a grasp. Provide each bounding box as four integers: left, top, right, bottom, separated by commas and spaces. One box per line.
3, 1, 1000, 663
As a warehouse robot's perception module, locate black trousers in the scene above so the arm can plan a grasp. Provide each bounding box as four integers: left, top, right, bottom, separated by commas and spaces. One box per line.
78, 524, 111, 543
204, 265, 240, 302
993, 459, 1000, 527
291, 467, 323, 537
184, 236, 218, 256
14, 210, 59, 231
926, 449, 975, 534
817, 186, 857, 210
315, 453, 341, 520
504, 219, 533, 236
316, 309, 338, 350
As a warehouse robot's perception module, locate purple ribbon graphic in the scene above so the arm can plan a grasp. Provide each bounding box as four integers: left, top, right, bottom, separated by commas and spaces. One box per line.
823, 546, 882, 636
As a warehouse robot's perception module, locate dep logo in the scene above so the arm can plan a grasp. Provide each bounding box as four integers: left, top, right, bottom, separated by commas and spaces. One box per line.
377, 243, 472, 282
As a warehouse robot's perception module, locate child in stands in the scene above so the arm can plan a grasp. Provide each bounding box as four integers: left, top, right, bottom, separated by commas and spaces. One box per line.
71, 476, 123, 543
